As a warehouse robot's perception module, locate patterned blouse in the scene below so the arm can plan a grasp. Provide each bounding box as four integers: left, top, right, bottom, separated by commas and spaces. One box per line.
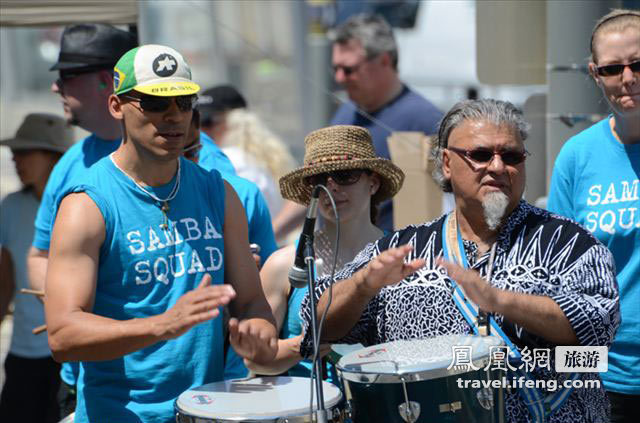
300, 201, 620, 423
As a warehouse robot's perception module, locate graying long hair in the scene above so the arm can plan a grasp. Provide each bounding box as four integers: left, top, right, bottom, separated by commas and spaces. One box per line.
328, 13, 398, 70
431, 99, 530, 193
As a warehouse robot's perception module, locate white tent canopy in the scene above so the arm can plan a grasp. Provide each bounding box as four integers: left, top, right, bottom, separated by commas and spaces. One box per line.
0, 0, 137, 27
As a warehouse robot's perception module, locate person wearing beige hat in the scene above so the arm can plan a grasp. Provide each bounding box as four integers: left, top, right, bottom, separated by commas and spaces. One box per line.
0, 113, 74, 423
245, 124, 404, 377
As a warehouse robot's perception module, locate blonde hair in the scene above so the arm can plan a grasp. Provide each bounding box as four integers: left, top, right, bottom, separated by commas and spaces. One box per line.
221, 109, 296, 179
590, 9, 640, 63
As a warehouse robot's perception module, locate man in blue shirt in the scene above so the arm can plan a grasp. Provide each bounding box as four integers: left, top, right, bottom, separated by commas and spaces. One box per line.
26, 23, 138, 418
27, 26, 238, 418
44, 44, 277, 423
329, 14, 443, 232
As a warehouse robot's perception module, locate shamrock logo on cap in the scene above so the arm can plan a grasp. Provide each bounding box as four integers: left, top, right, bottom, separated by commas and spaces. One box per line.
153, 54, 177, 77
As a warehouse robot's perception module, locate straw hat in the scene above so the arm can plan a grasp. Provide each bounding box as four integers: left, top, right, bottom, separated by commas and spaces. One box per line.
280, 125, 404, 205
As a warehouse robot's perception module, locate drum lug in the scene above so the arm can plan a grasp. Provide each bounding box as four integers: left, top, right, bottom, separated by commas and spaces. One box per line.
398, 401, 421, 423
398, 376, 421, 423
439, 401, 463, 413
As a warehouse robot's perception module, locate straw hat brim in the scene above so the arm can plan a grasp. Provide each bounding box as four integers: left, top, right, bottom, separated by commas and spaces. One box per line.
279, 157, 405, 205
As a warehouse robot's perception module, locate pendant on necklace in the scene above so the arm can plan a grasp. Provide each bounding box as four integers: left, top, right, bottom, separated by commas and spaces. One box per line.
160, 202, 170, 230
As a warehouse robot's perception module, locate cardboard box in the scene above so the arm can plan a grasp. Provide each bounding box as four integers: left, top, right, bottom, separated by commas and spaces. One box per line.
387, 132, 444, 230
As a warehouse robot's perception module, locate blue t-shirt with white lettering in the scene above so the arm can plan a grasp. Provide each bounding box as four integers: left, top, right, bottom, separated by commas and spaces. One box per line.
548, 117, 640, 395
61, 156, 227, 423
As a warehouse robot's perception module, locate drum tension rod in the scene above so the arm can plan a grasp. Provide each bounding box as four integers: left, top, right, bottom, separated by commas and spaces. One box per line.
398, 376, 421, 423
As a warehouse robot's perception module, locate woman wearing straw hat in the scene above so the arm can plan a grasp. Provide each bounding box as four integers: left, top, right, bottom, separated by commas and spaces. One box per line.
245, 125, 404, 377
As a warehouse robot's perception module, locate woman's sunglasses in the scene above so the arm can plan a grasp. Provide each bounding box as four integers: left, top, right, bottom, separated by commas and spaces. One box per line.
120, 94, 198, 113
447, 146, 529, 166
305, 169, 370, 187
596, 60, 640, 77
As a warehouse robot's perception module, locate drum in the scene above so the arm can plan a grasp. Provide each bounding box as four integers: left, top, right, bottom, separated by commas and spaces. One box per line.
327, 344, 365, 367
175, 376, 344, 422
337, 335, 505, 423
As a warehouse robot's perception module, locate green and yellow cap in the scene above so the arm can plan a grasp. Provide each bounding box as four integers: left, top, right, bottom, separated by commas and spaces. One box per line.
113, 44, 200, 97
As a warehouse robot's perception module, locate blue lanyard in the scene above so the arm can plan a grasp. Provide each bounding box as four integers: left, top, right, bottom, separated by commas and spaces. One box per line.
441, 212, 578, 422
441, 212, 521, 359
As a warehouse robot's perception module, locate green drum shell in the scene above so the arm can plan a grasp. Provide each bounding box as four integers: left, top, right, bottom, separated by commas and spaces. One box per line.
340, 367, 504, 423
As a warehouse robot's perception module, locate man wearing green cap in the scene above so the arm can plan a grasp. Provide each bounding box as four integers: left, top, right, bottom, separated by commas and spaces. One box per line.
44, 45, 277, 423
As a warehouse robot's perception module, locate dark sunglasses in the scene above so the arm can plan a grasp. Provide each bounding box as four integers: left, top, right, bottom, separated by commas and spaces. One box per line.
56, 68, 101, 89
120, 94, 197, 113
305, 169, 370, 187
332, 57, 372, 76
447, 146, 529, 166
182, 141, 202, 159
596, 60, 640, 77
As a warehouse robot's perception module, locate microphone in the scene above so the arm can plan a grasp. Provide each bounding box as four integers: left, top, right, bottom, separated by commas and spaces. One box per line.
288, 185, 322, 288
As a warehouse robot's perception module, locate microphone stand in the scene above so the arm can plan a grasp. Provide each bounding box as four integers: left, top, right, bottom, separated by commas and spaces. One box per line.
304, 235, 328, 423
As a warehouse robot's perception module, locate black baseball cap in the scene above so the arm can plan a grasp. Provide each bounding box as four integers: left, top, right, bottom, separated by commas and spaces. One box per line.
50, 23, 138, 72
197, 85, 247, 113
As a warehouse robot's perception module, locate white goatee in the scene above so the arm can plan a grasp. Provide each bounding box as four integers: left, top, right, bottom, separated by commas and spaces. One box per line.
482, 191, 510, 231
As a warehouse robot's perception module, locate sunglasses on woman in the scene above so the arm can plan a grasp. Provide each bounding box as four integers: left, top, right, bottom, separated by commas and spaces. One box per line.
119, 94, 198, 113
447, 146, 529, 166
595, 60, 640, 77
305, 169, 371, 187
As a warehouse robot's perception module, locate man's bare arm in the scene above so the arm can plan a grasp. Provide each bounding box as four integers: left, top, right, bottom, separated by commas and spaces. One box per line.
45, 193, 235, 362
222, 181, 277, 364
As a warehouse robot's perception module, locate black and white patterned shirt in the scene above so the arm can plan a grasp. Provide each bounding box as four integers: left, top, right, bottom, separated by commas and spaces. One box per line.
300, 201, 620, 423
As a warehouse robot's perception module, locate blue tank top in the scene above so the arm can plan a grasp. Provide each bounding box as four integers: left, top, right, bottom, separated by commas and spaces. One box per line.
61, 156, 227, 423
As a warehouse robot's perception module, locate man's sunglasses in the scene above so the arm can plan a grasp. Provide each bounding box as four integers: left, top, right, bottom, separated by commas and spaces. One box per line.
595, 60, 640, 77
305, 169, 370, 187
332, 56, 374, 76
56, 68, 101, 89
119, 94, 198, 113
182, 141, 202, 160
447, 146, 529, 166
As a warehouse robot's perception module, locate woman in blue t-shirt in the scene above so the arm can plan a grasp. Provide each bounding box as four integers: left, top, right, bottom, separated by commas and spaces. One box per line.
547, 9, 640, 423
245, 125, 404, 378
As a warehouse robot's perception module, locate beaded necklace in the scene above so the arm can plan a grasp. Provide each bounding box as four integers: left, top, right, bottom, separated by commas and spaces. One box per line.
109, 153, 181, 230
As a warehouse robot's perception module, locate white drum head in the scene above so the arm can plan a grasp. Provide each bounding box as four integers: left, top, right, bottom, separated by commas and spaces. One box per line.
338, 335, 503, 378
58, 412, 75, 423
176, 376, 342, 419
